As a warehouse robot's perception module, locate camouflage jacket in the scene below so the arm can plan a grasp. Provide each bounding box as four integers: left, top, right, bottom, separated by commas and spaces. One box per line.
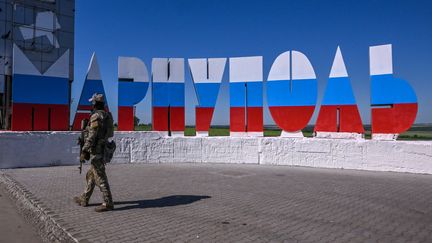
82, 109, 107, 155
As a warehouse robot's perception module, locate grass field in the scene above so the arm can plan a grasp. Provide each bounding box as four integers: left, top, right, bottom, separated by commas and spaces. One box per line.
131, 124, 432, 141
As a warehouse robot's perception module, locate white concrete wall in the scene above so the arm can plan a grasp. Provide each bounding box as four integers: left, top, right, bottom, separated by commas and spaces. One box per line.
0, 132, 431, 174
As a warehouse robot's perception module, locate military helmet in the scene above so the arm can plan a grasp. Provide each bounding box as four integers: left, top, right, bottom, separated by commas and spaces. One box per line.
89, 93, 105, 104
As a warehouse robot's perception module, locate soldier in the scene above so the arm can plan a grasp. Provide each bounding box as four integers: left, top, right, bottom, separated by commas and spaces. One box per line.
74, 93, 115, 212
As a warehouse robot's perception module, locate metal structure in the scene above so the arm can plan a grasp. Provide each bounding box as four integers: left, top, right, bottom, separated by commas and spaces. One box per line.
0, 0, 74, 130
152, 58, 185, 136
72, 53, 108, 131
267, 51, 317, 137
0, 2, 418, 138
369, 44, 418, 134
188, 58, 226, 136
314, 46, 364, 134
229, 56, 263, 136
117, 56, 149, 131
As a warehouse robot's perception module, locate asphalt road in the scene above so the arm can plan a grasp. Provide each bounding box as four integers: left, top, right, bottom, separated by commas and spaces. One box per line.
0, 183, 42, 243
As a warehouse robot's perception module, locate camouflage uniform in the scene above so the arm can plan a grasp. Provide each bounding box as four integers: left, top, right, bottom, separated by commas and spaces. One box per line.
80, 109, 114, 207
74, 93, 115, 212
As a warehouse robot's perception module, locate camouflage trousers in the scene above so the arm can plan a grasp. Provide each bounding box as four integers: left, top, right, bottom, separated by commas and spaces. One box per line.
81, 156, 113, 206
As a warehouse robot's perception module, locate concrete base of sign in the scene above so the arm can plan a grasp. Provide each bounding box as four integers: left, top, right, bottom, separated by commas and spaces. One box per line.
372, 133, 398, 141
196, 131, 209, 137
281, 131, 304, 138
315, 132, 364, 140
230, 132, 264, 137
171, 131, 184, 137
0, 131, 431, 174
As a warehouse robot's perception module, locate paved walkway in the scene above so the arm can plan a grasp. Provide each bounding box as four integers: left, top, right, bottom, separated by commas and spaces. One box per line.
1, 163, 432, 242
0, 183, 42, 243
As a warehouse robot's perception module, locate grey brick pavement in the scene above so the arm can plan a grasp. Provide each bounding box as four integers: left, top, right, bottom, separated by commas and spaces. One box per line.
2, 163, 432, 242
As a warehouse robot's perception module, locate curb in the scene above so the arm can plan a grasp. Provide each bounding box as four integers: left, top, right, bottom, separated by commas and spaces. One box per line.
0, 171, 78, 243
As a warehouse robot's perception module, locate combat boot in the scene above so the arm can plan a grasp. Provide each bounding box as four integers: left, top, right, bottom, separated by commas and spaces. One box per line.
95, 203, 114, 212
73, 196, 88, 207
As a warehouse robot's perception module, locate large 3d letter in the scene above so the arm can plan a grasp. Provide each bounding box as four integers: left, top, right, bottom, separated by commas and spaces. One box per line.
370, 44, 417, 138
72, 53, 109, 130
152, 58, 185, 136
188, 58, 226, 136
229, 56, 263, 136
267, 51, 317, 137
11, 44, 70, 131
314, 47, 364, 135
118, 57, 149, 131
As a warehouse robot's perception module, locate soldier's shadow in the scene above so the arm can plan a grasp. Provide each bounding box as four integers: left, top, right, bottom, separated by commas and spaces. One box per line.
89, 195, 211, 211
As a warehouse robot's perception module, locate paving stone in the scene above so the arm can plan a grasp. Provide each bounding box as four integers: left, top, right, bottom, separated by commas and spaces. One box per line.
2, 163, 432, 242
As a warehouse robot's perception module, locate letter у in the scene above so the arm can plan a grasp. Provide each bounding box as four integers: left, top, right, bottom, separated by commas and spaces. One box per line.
188, 58, 226, 136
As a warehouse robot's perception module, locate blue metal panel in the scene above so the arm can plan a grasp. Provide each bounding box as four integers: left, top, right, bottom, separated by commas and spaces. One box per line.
152, 82, 184, 107
246, 82, 263, 107
267, 79, 317, 107
78, 79, 107, 106
169, 83, 185, 107
230, 81, 263, 108
321, 77, 357, 105
230, 82, 246, 107
118, 82, 149, 107
12, 74, 69, 105
195, 83, 221, 108
152, 83, 170, 107
371, 74, 417, 105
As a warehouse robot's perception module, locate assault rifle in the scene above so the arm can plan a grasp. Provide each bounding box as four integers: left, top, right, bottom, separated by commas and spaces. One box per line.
78, 118, 89, 174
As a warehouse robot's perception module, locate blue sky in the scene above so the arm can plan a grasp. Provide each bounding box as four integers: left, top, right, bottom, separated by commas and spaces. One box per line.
72, 0, 432, 125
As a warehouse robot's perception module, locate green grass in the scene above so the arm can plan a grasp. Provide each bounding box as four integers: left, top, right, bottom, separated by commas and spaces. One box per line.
130, 124, 432, 141
133, 124, 152, 131
397, 131, 432, 141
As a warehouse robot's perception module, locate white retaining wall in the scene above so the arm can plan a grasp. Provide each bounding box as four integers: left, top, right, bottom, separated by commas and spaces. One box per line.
0, 131, 431, 174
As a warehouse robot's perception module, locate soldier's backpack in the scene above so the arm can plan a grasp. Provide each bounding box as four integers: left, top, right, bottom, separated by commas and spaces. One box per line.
104, 111, 115, 139
99, 110, 116, 163
104, 140, 116, 164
